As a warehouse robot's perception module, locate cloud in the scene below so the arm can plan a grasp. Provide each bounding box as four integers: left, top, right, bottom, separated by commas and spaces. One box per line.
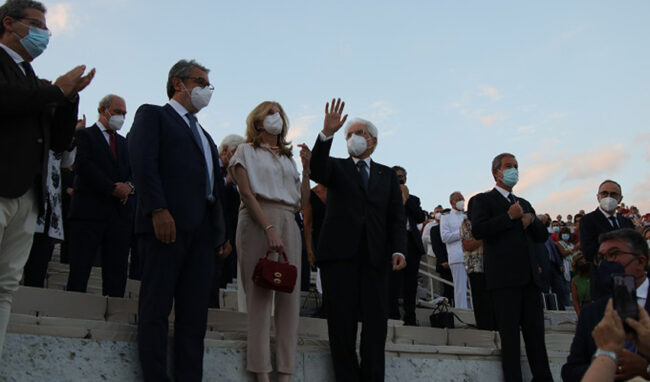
629, 175, 650, 213
48, 3, 78, 34
479, 113, 504, 126
369, 101, 396, 122
287, 113, 316, 142
516, 160, 564, 194
479, 86, 501, 101
533, 181, 594, 216
517, 125, 537, 136
563, 143, 629, 180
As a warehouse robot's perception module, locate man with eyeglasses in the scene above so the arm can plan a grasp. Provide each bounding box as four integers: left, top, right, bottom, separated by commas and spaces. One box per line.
0, 0, 94, 356
128, 59, 226, 382
562, 228, 650, 382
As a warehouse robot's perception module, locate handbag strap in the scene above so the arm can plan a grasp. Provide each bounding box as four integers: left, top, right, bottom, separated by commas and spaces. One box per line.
265, 249, 289, 263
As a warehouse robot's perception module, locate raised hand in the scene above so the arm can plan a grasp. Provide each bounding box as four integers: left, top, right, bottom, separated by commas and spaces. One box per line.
75, 114, 86, 130
53, 65, 96, 99
507, 201, 524, 220
298, 143, 311, 170
74, 67, 96, 95
322, 98, 348, 137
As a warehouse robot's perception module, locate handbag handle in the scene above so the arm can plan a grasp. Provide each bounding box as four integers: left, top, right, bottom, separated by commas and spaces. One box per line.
265, 249, 289, 264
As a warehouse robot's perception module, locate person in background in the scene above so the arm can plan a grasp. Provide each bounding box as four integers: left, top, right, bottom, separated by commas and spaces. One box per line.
570, 252, 591, 315
556, 226, 576, 307
461, 197, 495, 330
229, 101, 311, 382
431, 208, 454, 304
421, 205, 443, 297
441, 191, 470, 309
0, 0, 94, 356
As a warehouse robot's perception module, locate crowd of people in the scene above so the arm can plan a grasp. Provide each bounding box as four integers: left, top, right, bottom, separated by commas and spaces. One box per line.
1, 1, 650, 382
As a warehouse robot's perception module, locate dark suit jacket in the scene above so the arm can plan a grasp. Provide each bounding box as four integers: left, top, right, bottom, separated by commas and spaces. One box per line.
405, 194, 426, 255
0, 48, 78, 199
309, 137, 407, 269
128, 104, 226, 248
470, 188, 548, 290
430, 223, 450, 273
68, 124, 134, 221
580, 208, 634, 262
561, 291, 650, 382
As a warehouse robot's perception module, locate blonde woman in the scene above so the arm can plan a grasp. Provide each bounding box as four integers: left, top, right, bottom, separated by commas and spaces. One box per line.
229, 101, 311, 382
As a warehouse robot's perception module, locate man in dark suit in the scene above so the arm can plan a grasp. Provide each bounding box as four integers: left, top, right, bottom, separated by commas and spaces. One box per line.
562, 228, 649, 382
388, 165, 426, 325
580, 180, 634, 263
66, 94, 134, 297
431, 210, 454, 304
128, 59, 226, 382
470, 153, 553, 382
0, 0, 93, 356
310, 98, 407, 382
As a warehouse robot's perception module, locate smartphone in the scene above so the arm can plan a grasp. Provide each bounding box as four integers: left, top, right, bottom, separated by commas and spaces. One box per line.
612, 273, 639, 332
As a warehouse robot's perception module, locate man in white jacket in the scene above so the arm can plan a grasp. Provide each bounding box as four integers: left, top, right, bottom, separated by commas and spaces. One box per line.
440, 191, 471, 309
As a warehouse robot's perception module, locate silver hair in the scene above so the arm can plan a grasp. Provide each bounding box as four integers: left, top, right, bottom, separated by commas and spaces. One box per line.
344, 118, 378, 138
97, 94, 118, 112
219, 134, 245, 153
491, 153, 515, 173
166, 59, 210, 99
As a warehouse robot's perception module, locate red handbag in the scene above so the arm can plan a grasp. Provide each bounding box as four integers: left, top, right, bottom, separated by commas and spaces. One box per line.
252, 250, 297, 293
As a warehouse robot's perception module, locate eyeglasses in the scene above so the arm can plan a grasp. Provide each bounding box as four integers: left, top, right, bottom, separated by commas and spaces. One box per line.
19, 17, 50, 33
598, 249, 639, 262
183, 76, 214, 90
598, 191, 621, 199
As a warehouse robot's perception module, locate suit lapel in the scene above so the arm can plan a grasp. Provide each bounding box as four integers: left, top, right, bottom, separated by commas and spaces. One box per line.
367, 160, 382, 193
90, 125, 117, 165
163, 104, 206, 157
0, 48, 28, 83
489, 188, 511, 210
594, 208, 615, 232
345, 157, 366, 194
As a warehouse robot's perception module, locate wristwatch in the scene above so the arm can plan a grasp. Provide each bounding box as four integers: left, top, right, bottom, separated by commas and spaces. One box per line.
593, 349, 618, 364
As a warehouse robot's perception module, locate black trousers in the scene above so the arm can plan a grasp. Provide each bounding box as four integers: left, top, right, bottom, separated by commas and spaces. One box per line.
549, 269, 566, 310
320, 247, 389, 382
23, 233, 55, 287
468, 272, 496, 331
137, 214, 215, 382
491, 281, 553, 382
66, 217, 132, 297
388, 238, 422, 325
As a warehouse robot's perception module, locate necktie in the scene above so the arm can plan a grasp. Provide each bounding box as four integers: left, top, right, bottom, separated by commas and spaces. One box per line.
21, 61, 36, 83
357, 160, 369, 190
508, 193, 516, 205
106, 130, 117, 159
608, 216, 619, 229
186, 113, 212, 199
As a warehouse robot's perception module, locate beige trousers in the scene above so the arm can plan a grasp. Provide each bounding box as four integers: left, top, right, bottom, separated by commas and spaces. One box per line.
237, 201, 301, 374
0, 188, 38, 356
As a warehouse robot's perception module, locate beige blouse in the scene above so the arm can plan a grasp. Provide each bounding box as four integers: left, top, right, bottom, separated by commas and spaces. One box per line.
228, 143, 301, 210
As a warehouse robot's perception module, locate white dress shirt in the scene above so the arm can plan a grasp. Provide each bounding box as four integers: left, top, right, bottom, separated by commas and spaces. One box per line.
637, 277, 648, 308
598, 207, 621, 228
494, 185, 515, 201
440, 209, 466, 264
422, 220, 438, 257
168, 99, 214, 196
95, 121, 114, 146
0, 43, 25, 75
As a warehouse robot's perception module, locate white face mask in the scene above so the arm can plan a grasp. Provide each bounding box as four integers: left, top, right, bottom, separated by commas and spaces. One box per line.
599, 196, 619, 213
184, 84, 213, 111
107, 114, 125, 131
434, 213, 442, 221
347, 134, 368, 157
263, 112, 283, 135
455, 200, 465, 211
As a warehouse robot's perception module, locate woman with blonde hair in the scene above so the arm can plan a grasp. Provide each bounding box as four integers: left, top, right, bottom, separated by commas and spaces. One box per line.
229, 101, 311, 382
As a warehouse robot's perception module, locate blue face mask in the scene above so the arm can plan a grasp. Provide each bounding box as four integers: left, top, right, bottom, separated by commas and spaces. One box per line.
501, 168, 519, 187
561, 233, 571, 241
16, 22, 50, 59
596, 260, 625, 295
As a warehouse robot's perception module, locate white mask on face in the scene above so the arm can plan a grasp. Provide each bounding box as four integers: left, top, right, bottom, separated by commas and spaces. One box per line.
347, 134, 368, 157
455, 200, 465, 211
184, 84, 213, 111
599, 196, 619, 213
263, 112, 283, 135
434, 212, 442, 221
108, 114, 125, 131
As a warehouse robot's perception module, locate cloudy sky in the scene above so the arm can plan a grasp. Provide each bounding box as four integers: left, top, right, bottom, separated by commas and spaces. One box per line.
34, 0, 650, 216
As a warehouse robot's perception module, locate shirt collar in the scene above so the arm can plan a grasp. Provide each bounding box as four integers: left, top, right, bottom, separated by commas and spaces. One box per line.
494, 185, 512, 200
96, 121, 109, 133
599, 207, 617, 219
637, 277, 648, 301
169, 99, 192, 120
351, 156, 371, 168
0, 43, 24, 65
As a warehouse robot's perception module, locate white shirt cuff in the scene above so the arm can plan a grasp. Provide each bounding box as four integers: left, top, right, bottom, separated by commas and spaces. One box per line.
392, 253, 405, 259
318, 131, 334, 141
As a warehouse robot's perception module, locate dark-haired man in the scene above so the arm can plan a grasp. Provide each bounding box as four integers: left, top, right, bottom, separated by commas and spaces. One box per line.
0, 0, 94, 355
562, 228, 649, 382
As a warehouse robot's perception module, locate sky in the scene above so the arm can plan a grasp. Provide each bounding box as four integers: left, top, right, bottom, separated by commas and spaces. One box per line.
33, 0, 650, 216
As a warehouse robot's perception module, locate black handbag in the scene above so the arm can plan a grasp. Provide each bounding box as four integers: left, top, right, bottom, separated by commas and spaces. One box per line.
429, 302, 455, 328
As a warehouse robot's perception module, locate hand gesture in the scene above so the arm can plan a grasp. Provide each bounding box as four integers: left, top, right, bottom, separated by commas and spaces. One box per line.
322, 98, 348, 137
298, 143, 311, 170
54, 65, 95, 99
392, 254, 406, 271
592, 299, 625, 353
626, 305, 650, 356
521, 213, 534, 229
75, 114, 86, 130
507, 201, 524, 220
